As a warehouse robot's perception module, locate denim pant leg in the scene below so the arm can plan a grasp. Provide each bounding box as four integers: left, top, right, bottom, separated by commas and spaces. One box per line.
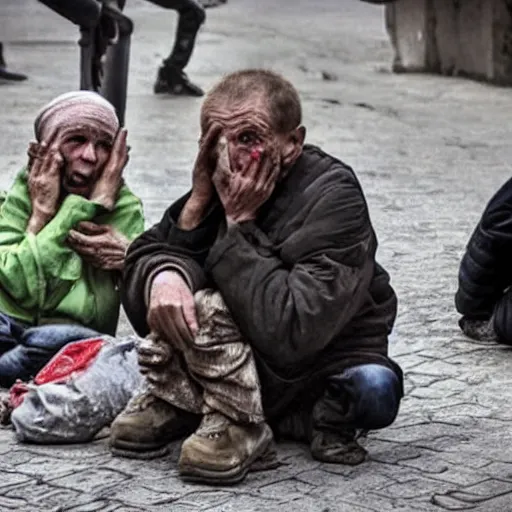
0, 313, 28, 387
0, 313, 25, 355
0, 323, 99, 387
313, 364, 402, 432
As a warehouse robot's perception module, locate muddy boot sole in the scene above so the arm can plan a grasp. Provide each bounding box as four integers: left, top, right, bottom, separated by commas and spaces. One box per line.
110, 440, 171, 459
179, 434, 277, 485
310, 435, 368, 465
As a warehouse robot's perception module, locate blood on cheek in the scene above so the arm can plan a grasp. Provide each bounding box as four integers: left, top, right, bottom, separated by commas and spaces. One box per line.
250, 149, 262, 161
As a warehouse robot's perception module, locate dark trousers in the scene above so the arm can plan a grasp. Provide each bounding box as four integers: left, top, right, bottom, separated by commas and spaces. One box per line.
274, 364, 402, 441
148, 0, 206, 70
493, 288, 512, 344
0, 313, 98, 388
315, 364, 401, 431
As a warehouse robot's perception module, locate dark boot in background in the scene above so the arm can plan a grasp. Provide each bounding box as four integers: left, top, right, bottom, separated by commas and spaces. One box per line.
0, 43, 27, 82
153, 64, 203, 96
153, 0, 205, 96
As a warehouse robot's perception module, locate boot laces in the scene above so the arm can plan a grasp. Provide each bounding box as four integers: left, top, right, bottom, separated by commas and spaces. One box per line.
196, 412, 230, 439
126, 389, 156, 412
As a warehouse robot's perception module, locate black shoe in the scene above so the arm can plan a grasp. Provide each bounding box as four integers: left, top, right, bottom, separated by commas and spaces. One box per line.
0, 66, 27, 82
459, 316, 498, 342
310, 427, 367, 465
153, 66, 204, 96
0, 43, 27, 82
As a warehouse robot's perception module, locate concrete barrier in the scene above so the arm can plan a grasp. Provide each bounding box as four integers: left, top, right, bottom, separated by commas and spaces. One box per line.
384, 0, 512, 85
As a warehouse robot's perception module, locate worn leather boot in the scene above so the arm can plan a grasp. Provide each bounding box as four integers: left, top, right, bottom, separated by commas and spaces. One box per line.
178, 412, 277, 484
153, 65, 204, 96
110, 389, 199, 459
310, 427, 367, 465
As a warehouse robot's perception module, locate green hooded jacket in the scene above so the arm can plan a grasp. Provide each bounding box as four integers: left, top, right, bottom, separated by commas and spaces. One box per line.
0, 168, 145, 335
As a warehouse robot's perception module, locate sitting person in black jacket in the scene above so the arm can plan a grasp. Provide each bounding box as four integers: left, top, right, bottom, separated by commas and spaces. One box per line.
456, 176, 512, 343
110, 69, 403, 485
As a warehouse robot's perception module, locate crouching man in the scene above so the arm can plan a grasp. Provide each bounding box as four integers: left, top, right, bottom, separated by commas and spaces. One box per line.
111, 69, 403, 484
0, 91, 144, 388
456, 176, 512, 343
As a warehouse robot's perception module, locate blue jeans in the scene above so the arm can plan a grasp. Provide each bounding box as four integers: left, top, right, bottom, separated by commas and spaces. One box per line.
274, 364, 402, 442
314, 364, 402, 431
0, 313, 99, 388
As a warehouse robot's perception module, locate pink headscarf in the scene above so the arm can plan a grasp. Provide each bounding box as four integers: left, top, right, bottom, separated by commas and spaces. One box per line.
34, 91, 119, 142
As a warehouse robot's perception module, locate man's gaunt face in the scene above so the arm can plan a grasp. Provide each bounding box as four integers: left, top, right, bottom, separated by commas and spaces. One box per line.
59, 125, 113, 197
202, 95, 278, 173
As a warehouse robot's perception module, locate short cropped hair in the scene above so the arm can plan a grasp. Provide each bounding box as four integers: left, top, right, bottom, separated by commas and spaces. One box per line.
201, 69, 302, 134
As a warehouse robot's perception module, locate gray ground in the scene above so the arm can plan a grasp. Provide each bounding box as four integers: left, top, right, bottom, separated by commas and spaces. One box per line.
1, 0, 512, 511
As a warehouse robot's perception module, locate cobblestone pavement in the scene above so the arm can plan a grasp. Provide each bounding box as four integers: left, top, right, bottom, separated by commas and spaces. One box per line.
2, 1, 512, 511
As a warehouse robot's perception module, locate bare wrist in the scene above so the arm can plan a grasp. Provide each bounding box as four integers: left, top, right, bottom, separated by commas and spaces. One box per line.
226, 213, 255, 225
27, 212, 52, 234
178, 196, 209, 230
27, 216, 47, 235
91, 193, 115, 211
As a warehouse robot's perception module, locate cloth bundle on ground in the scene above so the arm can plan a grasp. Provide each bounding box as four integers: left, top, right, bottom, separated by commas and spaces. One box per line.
9, 336, 142, 444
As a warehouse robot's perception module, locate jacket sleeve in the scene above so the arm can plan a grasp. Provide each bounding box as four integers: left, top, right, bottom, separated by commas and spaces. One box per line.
204, 178, 375, 368
455, 176, 512, 319
0, 172, 104, 310
121, 192, 224, 336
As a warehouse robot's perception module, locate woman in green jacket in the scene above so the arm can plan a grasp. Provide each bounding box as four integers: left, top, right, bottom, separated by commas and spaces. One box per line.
0, 91, 144, 388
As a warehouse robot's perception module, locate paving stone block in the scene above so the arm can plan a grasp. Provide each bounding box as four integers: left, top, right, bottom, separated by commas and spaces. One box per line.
4, 482, 81, 510
49, 468, 131, 494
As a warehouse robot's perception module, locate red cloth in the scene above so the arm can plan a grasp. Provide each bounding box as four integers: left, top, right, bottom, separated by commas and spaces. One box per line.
9, 337, 105, 408
34, 338, 104, 385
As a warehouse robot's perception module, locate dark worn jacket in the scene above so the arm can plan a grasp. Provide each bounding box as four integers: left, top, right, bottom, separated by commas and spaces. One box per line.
122, 145, 403, 416
455, 176, 512, 329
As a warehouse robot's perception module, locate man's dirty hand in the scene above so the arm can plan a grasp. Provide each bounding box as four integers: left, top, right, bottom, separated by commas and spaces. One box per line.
147, 270, 198, 351
178, 124, 222, 231
213, 136, 280, 224
190, 123, 222, 206
68, 221, 129, 271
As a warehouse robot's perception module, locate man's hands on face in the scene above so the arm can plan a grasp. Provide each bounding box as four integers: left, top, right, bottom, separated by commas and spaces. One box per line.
178, 124, 222, 230
89, 128, 128, 211
26, 131, 65, 235
147, 271, 198, 351
212, 136, 281, 224
190, 123, 222, 207
67, 221, 129, 271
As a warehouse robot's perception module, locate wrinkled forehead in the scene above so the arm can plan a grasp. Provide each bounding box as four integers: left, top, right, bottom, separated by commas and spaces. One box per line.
201, 95, 273, 134
61, 122, 115, 143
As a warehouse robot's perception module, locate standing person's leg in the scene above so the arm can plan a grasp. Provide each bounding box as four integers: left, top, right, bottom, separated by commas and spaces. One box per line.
148, 0, 205, 95
0, 43, 28, 82
0, 324, 99, 387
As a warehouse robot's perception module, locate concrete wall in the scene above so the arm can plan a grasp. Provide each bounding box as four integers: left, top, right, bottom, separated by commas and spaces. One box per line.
385, 0, 512, 85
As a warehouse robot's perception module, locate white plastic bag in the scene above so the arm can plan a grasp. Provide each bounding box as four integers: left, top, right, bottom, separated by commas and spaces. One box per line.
11, 337, 142, 444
